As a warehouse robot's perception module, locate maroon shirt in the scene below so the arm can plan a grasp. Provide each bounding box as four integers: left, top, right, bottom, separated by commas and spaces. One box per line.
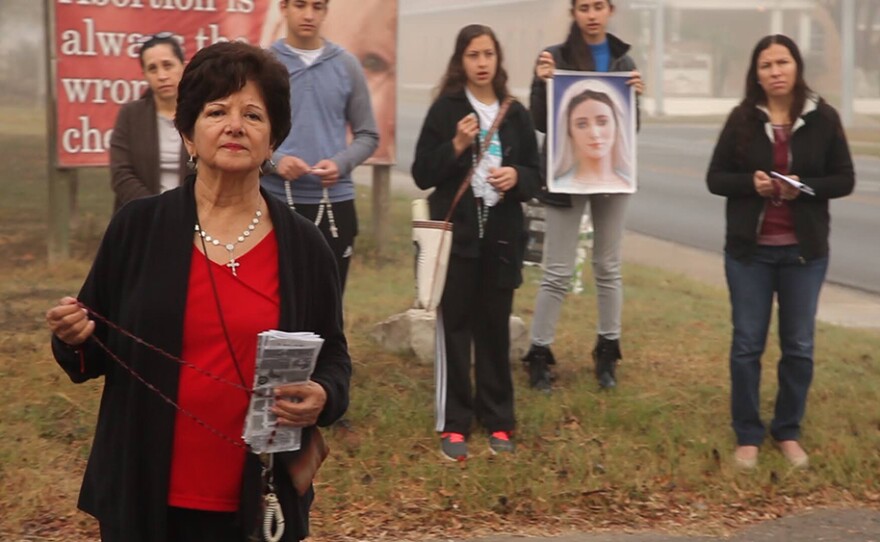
758, 124, 798, 245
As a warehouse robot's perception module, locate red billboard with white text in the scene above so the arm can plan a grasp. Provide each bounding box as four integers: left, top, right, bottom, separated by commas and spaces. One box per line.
53, 0, 396, 167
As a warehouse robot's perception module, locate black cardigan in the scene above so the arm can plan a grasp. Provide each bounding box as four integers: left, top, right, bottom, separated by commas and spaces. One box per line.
529, 33, 639, 207
51, 176, 351, 542
706, 98, 855, 261
411, 92, 540, 289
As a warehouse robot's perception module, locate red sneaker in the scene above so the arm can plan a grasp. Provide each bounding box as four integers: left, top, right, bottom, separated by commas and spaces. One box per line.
440, 432, 467, 461
488, 431, 515, 454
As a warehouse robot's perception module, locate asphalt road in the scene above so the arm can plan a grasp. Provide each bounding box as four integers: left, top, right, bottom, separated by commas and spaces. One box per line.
396, 104, 880, 294
630, 123, 880, 295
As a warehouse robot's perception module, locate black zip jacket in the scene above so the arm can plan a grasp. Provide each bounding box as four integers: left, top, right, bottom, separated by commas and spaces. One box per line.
411, 92, 540, 289
706, 97, 855, 261
51, 177, 351, 542
529, 32, 639, 207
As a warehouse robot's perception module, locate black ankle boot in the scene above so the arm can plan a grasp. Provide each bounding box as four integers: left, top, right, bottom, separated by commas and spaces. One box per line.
522, 344, 554, 392
592, 336, 622, 389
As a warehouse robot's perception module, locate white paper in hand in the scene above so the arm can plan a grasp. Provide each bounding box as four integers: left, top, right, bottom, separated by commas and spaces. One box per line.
242, 330, 324, 454
771, 171, 816, 196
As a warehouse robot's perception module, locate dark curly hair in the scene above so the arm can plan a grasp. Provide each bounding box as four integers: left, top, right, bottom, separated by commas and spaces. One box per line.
174, 42, 291, 150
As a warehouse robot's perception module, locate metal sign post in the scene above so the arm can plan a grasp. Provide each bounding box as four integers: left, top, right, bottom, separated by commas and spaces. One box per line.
371, 164, 391, 259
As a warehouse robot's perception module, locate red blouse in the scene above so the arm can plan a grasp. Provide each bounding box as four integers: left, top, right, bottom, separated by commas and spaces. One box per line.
168, 230, 280, 511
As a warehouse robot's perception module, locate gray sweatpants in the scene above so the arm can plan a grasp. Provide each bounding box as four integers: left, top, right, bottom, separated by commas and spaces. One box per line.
530, 193, 630, 345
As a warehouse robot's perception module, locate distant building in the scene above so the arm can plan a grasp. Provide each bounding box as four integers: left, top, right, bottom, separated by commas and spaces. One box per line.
399, 0, 874, 103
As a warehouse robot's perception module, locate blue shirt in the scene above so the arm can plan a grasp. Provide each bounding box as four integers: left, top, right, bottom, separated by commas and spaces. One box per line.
589, 40, 611, 72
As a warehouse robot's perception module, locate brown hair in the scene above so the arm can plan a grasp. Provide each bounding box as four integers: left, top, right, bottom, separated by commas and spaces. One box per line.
435, 24, 509, 101
562, 0, 615, 70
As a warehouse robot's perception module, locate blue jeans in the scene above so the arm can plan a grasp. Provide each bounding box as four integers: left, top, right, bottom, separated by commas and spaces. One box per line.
724, 245, 828, 446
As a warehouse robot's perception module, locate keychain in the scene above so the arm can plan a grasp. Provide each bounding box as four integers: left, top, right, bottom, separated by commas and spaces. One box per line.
261, 454, 285, 542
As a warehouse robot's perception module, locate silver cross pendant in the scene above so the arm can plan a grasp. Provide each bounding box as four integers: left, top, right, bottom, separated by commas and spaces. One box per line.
227, 258, 240, 276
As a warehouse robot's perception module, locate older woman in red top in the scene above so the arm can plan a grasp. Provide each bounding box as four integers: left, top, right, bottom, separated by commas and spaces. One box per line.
46, 42, 350, 542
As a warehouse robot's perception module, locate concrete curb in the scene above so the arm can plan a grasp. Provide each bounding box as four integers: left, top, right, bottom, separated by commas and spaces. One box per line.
427, 508, 880, 542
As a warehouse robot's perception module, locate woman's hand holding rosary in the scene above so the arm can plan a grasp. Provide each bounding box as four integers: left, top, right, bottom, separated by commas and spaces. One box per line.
46, 296, 94, 348
488, 166, 518, 197
453, 113, 479, 157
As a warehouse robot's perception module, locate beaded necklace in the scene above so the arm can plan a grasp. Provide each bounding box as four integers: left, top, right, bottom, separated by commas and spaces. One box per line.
194, 209, 263, 277
471, 139, 491, 240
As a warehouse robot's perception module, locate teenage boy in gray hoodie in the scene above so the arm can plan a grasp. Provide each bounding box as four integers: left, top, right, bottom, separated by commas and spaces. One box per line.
263, 0, 379, 293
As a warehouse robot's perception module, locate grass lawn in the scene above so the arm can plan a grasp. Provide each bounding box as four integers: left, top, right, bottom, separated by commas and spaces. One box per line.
1, 127, 879, 541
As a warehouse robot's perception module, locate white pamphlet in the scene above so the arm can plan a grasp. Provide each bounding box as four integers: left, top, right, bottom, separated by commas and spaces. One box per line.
771, 171, 816, 196
242, 330, 324, 454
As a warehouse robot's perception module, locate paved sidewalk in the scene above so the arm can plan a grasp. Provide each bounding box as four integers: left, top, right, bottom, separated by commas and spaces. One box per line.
623, 232, 880, 329
434, 508, 880, 542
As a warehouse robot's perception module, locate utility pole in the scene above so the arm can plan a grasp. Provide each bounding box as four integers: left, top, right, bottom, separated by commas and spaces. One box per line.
841, 0, 855, 126
653, 0, 665, 117
771, 0, 784, 34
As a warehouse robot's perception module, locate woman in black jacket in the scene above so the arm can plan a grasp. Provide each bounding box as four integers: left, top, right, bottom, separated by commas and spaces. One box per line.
46, 43, 350, 542
412, 24, 539, 461
706, 35, 854, 470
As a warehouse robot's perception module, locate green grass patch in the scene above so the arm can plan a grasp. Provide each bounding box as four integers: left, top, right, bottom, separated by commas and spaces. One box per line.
1, 114, 879, 541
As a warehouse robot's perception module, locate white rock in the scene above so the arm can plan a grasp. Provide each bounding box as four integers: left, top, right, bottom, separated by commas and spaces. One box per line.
371, 308, 529, 365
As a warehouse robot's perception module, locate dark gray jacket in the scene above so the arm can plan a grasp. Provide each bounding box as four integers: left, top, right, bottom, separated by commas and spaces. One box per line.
529, 33, 638, 207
